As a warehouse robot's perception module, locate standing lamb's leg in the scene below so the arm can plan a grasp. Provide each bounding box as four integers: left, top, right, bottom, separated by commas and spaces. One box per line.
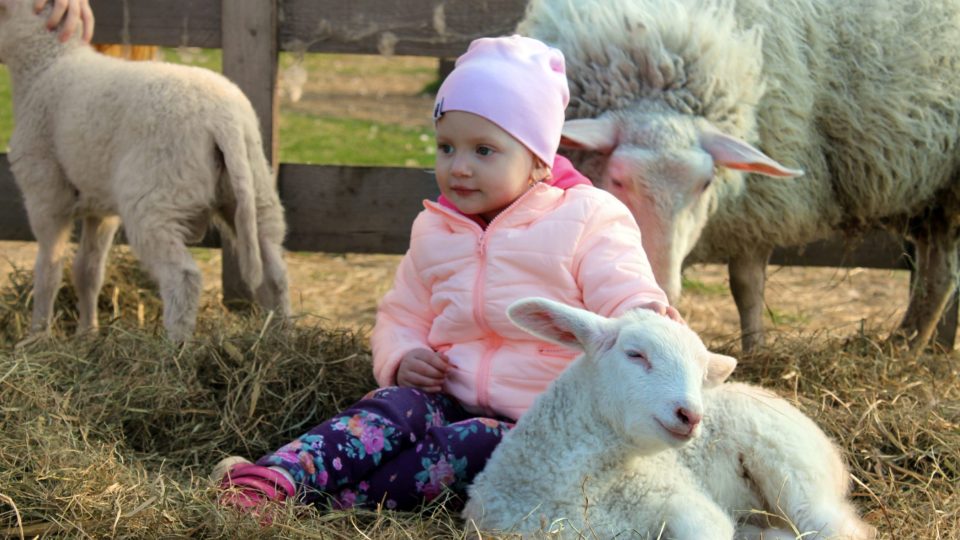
72, 215, 120, 333
253, 195, 290, 317
728, 249, 771, 353
896, 225, 960, 353
17, 164, 76, 335
255, 237, 291, 317
123, 215, 202, 343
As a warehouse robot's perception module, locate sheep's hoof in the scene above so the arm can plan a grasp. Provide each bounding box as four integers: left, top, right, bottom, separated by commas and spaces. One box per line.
15, 331, 53, 350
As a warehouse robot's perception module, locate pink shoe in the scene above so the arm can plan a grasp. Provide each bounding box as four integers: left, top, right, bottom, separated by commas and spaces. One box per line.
218, 462, 296, 510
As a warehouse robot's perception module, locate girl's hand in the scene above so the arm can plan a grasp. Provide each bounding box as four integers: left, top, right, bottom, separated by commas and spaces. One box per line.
639, 301, 686, 325
36, 0, 94, 43
396, 348, 449, 393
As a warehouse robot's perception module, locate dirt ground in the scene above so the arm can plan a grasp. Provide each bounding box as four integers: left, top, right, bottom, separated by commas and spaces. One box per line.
0, 239, 913, 349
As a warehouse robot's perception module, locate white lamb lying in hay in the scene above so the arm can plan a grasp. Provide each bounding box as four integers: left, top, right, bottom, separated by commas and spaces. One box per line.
463, 298, 875, 539
0, 0, 290, 342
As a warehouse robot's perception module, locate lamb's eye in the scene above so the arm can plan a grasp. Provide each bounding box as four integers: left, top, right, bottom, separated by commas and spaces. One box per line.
626, 350, 652, 370
610, 178, 625, 189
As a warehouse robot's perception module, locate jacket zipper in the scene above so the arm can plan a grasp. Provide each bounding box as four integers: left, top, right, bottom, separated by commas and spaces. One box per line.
427, 185, 547, 413
468, 185, 544, 413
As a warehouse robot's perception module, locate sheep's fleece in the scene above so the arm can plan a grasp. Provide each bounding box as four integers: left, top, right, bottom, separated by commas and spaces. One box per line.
0, 0, 290, 341
519, 0, 960, 353
464, 297, 874, 539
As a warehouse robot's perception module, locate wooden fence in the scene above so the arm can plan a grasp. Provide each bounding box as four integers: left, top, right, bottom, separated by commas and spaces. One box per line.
0, 0, 954, 345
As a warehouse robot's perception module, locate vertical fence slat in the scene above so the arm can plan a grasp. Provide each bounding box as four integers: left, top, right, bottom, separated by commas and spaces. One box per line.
220, 0, 279, 308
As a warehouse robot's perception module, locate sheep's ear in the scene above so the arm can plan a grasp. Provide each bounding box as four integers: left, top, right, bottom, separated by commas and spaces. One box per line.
560, 116, 618, 153
698, 125, 804, 178
703, 352, 738, 387
507, 297, 608, 352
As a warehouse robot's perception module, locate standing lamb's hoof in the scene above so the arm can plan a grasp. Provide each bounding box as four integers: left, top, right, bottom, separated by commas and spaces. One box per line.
15, 332, 52, 350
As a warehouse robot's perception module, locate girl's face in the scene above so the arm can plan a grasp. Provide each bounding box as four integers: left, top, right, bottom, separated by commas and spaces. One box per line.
435, 111, 541, 223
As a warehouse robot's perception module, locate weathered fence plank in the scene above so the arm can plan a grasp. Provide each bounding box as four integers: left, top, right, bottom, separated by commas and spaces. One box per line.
88, 0, 528, 56
279, 0, 527, 56
0, 158, 915, 264
279, 164, 439, 253
88, 0, 222, 48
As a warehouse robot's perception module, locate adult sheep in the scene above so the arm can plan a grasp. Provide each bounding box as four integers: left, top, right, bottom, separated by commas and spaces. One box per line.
0, 0, 290, 342
463, 297, 875, 539
518, 0, 960, 353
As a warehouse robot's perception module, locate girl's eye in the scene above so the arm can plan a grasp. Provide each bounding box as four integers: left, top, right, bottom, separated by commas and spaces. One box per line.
476, 145, 493, 156
438, 143, 453, 154
626, 350, 652, 370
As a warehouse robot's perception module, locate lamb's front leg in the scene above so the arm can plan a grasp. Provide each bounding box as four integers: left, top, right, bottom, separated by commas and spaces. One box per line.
20, 181, 75, 336
72, 215, 121, 333
663, 489, 735, 540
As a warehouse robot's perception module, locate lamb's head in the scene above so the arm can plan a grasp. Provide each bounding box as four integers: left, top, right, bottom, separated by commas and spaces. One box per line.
0, 0, 76, 61
559, 111, 803, 303
507, 297, 737, 454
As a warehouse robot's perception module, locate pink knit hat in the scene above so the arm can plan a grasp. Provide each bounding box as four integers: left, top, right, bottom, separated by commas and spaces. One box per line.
433, 35, 570, 165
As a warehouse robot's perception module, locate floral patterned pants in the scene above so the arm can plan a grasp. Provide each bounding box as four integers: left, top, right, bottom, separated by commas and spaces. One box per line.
256, 386, 514, 510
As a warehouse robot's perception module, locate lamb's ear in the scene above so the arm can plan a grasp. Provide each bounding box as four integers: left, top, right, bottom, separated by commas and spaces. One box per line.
560, 116, 618, 153
699, 125, 804, 178
507, 297, 609, 352
703, 352, 738, 388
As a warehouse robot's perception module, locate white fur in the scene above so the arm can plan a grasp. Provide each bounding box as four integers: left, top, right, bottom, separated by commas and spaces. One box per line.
463, 298, 875, 540
519, 0, 960, 353
0, 0, 290, 341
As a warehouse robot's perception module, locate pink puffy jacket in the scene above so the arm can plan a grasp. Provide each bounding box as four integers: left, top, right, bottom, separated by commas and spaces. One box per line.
371, 156, 669, 421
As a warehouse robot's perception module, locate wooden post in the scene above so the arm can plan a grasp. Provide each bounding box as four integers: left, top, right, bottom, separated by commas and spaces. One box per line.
220, 0, 279, 309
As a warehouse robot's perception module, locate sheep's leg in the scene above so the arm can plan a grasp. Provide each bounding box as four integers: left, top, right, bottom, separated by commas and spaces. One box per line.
255, 237, 291, 317
739, 456, 875, 540
728, 249, 771, 353
72, 215, 120, 333
20, 179, 75, 335
124, 220, 202, 343
895, 227, 959, 353
253, 196, 290, 317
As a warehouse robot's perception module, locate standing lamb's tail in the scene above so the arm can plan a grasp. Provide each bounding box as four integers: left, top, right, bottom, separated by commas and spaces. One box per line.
213, 121, 264, 292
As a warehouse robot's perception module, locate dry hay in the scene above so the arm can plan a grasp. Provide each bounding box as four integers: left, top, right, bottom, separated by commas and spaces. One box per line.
0, 255, 957, 539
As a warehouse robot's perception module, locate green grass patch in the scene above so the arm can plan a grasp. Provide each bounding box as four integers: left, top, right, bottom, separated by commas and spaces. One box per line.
681, 275, 728, 296
766, 307, 811, 326
279, 113, 434, 166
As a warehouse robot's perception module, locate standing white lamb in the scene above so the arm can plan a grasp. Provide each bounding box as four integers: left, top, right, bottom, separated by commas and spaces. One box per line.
518, 0, 960, 353
0, 0, 290, 341
463, 298, 875, 539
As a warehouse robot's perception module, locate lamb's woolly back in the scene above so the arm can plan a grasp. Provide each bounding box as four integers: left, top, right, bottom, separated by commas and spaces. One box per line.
518, 0, 764, 139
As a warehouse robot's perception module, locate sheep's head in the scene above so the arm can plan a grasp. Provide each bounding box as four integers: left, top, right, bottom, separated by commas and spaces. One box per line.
559, 110, 803, 304
507, 297, 737, 455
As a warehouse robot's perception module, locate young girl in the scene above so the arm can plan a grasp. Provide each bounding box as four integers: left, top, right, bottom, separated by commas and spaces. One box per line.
217, 34, 684, 511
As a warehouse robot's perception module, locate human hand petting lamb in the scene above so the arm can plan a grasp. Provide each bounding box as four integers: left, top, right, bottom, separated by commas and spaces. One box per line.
463, 297, 875, 540
36, 0, 91, 42
0, 0, 291, 342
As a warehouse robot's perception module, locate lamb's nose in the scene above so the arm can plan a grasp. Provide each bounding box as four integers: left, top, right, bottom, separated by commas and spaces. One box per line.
676, 407, 702, 430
